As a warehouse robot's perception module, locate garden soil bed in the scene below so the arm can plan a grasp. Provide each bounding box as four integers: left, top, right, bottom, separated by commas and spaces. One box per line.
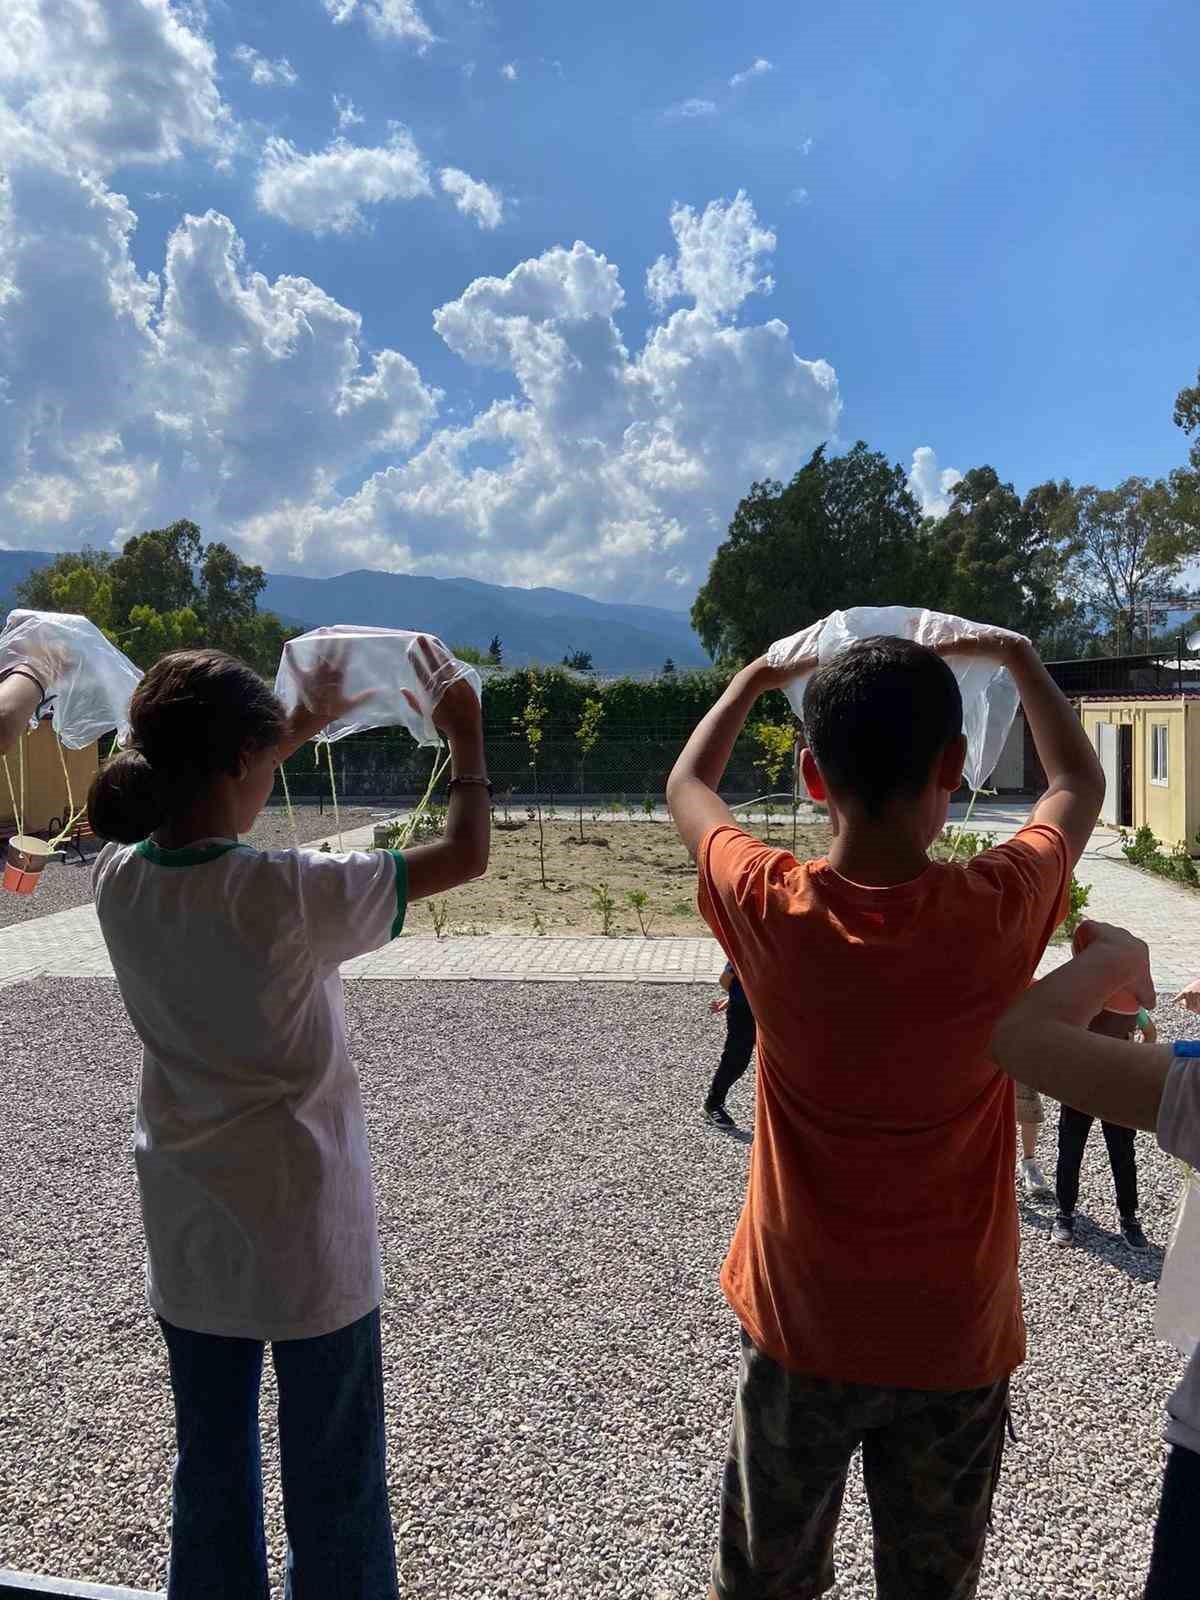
409, 815, 832, 938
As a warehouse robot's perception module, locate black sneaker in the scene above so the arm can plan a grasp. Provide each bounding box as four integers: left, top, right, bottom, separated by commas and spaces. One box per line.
1052, 1214, 1075, 1248
1121, 1217, 1150, 1252
704, 1102, 737, 1132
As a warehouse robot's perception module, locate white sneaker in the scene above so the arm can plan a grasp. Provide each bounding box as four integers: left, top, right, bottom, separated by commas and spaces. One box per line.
1021, 1159, 1054, 1202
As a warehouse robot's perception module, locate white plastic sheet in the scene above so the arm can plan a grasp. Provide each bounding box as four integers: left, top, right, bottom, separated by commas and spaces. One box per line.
1156, 1170, 1200, 1359
274, 625, 482, 746
0, 609, 143, 749
768, 606, 1023, 792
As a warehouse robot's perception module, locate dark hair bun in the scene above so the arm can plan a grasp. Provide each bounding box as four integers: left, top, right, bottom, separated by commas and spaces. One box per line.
87, 750, 170, 844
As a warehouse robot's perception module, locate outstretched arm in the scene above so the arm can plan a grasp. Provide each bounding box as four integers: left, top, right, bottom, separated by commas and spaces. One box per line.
0, 668, 43, 756
667, 656, 802, 859
992, 922, 1169, 1133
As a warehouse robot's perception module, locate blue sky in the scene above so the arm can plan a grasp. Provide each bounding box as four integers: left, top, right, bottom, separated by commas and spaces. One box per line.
1, 0, 1196, 606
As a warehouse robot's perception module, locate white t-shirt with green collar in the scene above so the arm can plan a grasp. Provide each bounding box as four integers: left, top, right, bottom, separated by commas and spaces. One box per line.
93, 837, 407, 1342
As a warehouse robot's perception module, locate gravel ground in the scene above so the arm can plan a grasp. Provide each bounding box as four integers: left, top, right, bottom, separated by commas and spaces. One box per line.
0, 981, 1196, 1598
0, 806, 388, 931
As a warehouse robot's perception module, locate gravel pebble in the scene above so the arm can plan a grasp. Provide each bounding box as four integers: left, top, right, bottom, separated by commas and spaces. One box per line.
0, 980, 1195, 1598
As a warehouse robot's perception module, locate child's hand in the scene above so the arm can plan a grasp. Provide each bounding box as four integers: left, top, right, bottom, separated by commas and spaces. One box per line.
402, 636, 482, 746
1072, 919, 1156, 1011
710, 997, 729, 1015
931, 625, 1028, 663
291, 646, 373, 729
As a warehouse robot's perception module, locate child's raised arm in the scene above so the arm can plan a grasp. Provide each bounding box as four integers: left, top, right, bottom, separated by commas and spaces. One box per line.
938, 632, 1103, 868
992, 922, 1171, 1133
0, 667, 44, 755
398, 639, 490, 901
667, 655, 806, 859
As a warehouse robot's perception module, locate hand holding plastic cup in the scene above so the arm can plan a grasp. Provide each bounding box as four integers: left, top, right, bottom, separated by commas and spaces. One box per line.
1071, 919, 1155, 1015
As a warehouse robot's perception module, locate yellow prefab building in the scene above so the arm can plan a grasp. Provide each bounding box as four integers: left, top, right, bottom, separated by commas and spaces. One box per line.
1079, 695, 1200, 854
0, 720, 99, 838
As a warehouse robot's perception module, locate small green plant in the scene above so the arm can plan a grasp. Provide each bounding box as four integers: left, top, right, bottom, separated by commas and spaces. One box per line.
670, 898, 694, 918
932, 827, 997, 863
624, 794, 636, 822
591, 805, 603, 824
751, 720, 796, 842
427, 900, 449, 939
531, 908, 547, 937
1062, 875, 1092, 937
626, 889, 655, 937
642, 792, 656, 818
1122, 824, 1200, 885
575, 696, 605, 843
592, 880, 616, 936
515, 672, 549, 888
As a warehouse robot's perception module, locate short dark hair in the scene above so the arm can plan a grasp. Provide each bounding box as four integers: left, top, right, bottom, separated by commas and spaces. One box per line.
88, 649, 285, 844
802, 637, 963, 817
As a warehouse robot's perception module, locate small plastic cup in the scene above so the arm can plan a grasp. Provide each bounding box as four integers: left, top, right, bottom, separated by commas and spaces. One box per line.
2, 834, 53, 895
1072, 921, 1152, 1014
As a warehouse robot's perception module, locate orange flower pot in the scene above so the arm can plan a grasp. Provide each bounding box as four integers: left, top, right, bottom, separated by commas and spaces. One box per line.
3, 834, 52, 895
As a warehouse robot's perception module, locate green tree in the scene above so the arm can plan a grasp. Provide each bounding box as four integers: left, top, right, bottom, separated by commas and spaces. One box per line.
661, 657, 676, 676
919, 467, 1077, 645
488, 634, 503, 664
1171, 367, 1200, 532
451, 643, 490, 666
14, 548, 113, 613
49, 564, 115, 633
574, 695, 604, 843
15, 521, 296, 675
515, 671, 549, 888
1061, 477, 1200, 650
691, 443, 927, 665
562, 649, 593, 672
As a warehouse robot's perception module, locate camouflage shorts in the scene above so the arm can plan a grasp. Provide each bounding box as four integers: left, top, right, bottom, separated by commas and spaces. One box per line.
712, 1333, 1011, 1600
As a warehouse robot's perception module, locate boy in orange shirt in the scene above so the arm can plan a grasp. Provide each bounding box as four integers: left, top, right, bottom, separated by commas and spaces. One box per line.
666, 630, 1103, 1600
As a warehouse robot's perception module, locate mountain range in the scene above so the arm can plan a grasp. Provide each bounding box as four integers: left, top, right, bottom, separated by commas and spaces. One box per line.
0, 553, 709, 673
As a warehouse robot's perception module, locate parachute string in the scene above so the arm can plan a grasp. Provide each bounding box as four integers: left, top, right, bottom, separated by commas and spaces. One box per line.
278, 761, 300, 848
46, 734, 86, 853
324, 740, 343, 851
2, 741, 24, 839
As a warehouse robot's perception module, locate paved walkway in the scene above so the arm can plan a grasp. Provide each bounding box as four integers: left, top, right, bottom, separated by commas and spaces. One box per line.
2, 806, 1198, 993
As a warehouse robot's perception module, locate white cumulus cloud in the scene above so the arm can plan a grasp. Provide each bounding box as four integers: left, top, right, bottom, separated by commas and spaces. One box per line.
255, 129, 432, 234
232, 45, 298, 88
665, 97, 717, 120
439, 167, 504, 229
646, 191, 775, 317
323, 0, 435, 48
0, 0, 234, 172
908, 446, 964, 519
730, 57, 774, 88
333, 93, 365, 129
0, 6, 842, 603
500, 62, 518, 81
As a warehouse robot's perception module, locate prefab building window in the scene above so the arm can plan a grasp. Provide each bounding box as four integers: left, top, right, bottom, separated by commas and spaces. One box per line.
1150, 724, 1169, 786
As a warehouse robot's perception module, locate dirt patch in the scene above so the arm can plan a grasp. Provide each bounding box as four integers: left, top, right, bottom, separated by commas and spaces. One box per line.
411, 815, 832, 938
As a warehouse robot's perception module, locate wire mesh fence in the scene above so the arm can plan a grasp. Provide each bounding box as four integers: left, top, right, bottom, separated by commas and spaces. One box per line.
274, 728, 784, 807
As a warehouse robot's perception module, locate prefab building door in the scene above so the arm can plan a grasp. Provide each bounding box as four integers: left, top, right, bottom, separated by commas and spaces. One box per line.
1097, 723, 1120, 827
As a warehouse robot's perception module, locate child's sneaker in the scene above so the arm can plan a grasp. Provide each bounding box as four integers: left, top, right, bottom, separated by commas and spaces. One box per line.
1120, 1216, 1150, 1252
1052, 1214, 1075, 1247
705, 1101, 738, 1132
1020, 1159, 1054, 1202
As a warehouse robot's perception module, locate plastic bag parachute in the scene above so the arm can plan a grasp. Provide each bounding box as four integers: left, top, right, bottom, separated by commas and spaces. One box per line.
274, 625, 482, 746
0, 609, 142, 749
0, 609, 143, 892
767, 606, 1023, 793
273, 626, 484, 850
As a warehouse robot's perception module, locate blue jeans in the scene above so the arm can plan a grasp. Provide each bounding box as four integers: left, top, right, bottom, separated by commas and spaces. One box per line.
158, 1308, 398, 1600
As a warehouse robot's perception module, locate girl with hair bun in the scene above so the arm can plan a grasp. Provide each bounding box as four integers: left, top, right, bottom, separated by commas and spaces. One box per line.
89, 639, 490, 1600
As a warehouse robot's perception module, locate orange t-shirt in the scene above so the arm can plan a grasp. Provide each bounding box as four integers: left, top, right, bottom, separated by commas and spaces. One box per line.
697, 821, 1070, 1392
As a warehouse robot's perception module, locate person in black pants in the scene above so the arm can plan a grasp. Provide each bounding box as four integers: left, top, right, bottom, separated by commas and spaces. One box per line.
704, 961, 756, 1132
1052, 1006, 1155, 1252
